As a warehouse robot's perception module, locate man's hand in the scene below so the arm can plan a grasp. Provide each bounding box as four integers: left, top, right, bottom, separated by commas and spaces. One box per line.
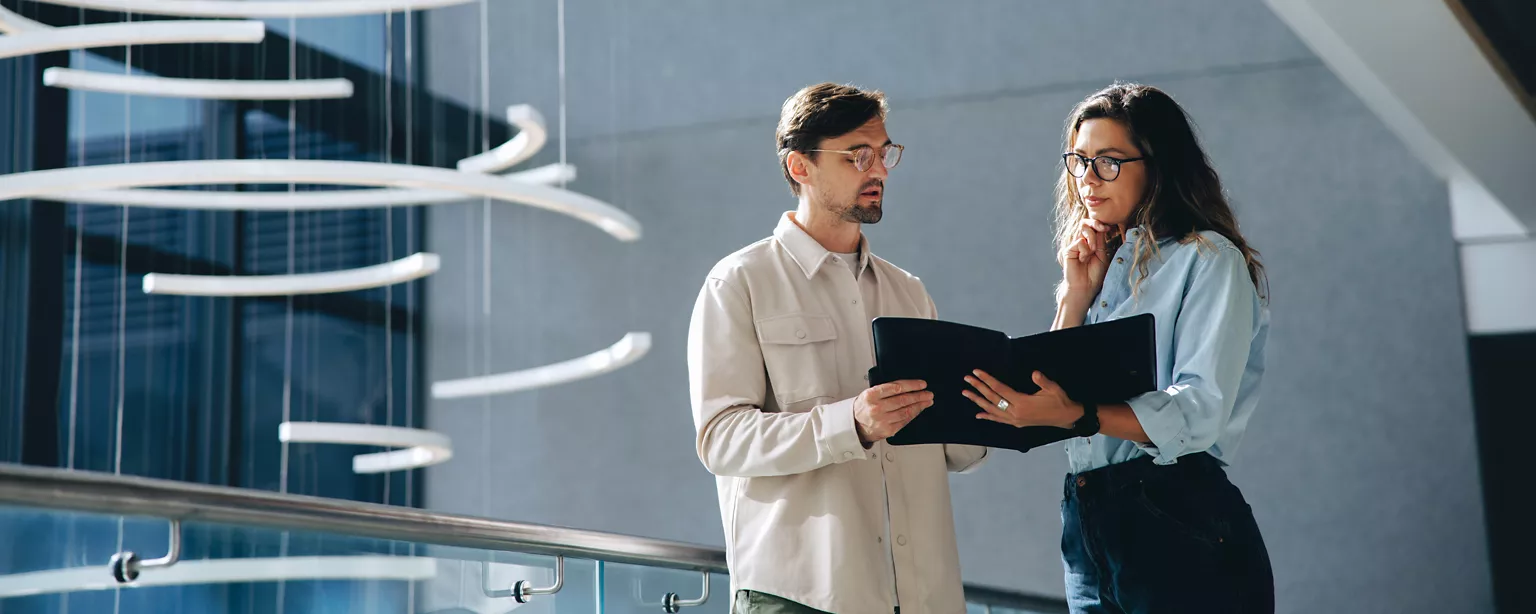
854, 380, 934, 445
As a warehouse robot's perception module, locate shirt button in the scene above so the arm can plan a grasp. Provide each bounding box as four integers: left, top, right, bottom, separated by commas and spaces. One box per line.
896, 535, 907, 546
795, 329, 806, 339
1100, 301, 1108, 308
877, 536, 883, 544
852, 299, 858, 305
1076, 476, 1088, 488
884, 452, 894, 462
1116, 257, 1123, 264
844, 451, 856, 459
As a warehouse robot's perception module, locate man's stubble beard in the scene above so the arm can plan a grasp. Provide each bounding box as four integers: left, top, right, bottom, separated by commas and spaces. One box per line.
819, 192, 883, 225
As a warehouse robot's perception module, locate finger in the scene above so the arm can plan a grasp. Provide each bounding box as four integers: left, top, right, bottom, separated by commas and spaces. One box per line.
962, 390, 1009, 417
962, 376, 1001, 405
1093, 228, 1106, 256
880, 391, 934, 413
893, 399, 934, 422
1032, 371, 1064, 395
971, 370, 1018, 398
880, 379, 927, 398
1082, 217, 1106, 233
975, 412, 1019, 427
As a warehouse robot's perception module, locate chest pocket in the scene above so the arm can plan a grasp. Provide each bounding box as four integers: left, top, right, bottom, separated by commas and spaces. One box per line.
755, 313, 840, 411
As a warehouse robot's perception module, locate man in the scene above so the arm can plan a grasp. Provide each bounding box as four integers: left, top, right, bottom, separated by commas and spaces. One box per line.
687, 82, 989, 614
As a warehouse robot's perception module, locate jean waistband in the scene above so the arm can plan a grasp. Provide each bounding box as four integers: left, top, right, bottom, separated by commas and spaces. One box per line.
1063, 452, 1225, 500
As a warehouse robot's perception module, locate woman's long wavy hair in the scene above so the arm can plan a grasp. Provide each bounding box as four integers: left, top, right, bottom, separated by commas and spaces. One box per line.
1052, 83, 1268, 302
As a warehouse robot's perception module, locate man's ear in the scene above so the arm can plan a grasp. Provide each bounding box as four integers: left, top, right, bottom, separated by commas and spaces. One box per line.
786, 150, 814, 191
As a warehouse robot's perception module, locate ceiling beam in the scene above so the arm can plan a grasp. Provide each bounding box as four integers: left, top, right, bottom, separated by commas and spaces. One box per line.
1265, 0, 1535, 239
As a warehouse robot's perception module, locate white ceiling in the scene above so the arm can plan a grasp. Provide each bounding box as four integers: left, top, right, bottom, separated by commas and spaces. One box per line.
1266, 0, 1534, 242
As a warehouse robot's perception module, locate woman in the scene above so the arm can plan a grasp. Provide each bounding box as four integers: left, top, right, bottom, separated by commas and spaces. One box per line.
961, 83, 1274, 613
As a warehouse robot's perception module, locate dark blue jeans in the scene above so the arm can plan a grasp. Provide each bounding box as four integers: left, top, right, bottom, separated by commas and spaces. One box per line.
1061, 452, 1274, 614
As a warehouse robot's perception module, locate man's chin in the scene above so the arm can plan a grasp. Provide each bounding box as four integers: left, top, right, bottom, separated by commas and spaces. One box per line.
842, 202, 883, 224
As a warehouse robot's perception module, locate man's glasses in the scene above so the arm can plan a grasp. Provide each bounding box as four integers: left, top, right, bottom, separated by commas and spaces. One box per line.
807, 144, 905, 172
1063, 152, 1145, 182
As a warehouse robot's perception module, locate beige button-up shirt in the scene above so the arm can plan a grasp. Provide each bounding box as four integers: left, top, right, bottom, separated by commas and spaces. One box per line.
688, 212, 989, 614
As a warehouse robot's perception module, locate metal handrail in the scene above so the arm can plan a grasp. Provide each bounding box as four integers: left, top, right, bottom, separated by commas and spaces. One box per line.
0, 463, 1066, 612
0, 463, 725, 572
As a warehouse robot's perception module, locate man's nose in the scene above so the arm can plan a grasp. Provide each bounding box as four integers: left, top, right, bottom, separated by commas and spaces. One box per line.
867, 158, 889, 181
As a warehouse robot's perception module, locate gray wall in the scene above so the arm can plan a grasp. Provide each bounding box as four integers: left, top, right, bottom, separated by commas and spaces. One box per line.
421, 1, 1492, 611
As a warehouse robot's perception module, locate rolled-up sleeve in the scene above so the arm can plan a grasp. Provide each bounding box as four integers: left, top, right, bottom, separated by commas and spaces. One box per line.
1127, 247, 1255, 464
688, 277, 870, 478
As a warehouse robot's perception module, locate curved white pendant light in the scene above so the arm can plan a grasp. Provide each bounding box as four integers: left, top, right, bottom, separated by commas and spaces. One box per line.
279, 422, 452, 474
0, 20, 265, 60
52, 163, 574, 210
0, 4, 45, 34
142, 252, 438, 296
0, 556, 437, 598
495, 162, 575, 186
34, 0, 477, 19
42, 67, 354, 100
456, 104, 547, 174
432, 332, 652, 400
0, 160, 640, 241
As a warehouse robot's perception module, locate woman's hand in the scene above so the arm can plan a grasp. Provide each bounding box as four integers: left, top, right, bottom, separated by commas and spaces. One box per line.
1060, 218, 1116, 305
962, 370, 1082, 429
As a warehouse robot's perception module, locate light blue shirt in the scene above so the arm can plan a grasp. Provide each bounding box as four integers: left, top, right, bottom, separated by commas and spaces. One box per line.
1064, 229, 1269, 475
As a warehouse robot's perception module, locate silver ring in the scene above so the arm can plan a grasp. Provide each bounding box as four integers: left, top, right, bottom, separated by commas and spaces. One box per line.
996, 399, 1011, 412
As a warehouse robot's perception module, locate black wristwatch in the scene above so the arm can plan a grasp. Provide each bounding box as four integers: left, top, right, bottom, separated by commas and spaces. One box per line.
1071, 401, 1100, 437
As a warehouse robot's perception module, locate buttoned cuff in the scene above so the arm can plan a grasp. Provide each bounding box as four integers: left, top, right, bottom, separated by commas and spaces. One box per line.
821, 397, 872, 462
1127, 390, 1190, 465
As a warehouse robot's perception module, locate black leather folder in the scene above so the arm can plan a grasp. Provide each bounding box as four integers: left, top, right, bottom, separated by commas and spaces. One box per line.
867, 314, 1157, 452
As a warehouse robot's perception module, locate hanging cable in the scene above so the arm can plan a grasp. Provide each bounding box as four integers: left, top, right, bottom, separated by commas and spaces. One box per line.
62, 12, 86, 611
112, 5, 135, 613
275, 10, 299, 614
383, 4, 395, 509
476, 0, 491, 520
556, 0, 566, 188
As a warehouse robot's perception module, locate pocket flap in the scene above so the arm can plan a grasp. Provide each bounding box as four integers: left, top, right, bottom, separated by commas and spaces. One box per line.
756, 313, 838, 345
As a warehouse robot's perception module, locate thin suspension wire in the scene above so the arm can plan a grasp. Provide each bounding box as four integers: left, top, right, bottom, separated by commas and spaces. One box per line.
278, 14, 298, 492
276, 11, 298, 614
62, 29, 87, 614
404, 0, 417, 513
113, 4, 134, 614
476, 0, 491, 521
556, 0, 566, 187
66, 51, 84, 474
383, 7, 394, 509
478, 0, 490, 318
403, 7, 418, 614
114, 4, 133, 482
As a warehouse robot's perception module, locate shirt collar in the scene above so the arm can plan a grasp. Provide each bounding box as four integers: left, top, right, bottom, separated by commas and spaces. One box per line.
773, 211, 872, 280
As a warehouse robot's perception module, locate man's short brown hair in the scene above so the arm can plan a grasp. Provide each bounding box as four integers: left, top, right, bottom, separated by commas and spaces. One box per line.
776, 83, 889, 197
